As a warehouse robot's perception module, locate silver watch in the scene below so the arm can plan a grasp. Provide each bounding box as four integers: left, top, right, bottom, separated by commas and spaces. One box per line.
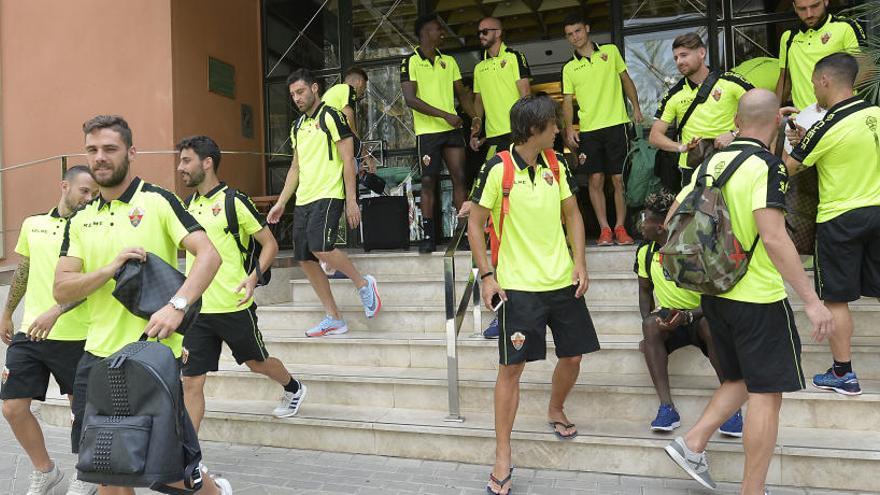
168, 296, 188, 312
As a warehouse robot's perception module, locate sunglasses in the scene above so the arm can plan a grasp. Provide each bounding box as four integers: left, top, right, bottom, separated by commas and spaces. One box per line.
477, 28, 500, 36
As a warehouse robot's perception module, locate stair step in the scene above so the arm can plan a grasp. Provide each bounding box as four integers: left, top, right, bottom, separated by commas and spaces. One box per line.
37, 399, 880, 492
201, 362, 880, 431
256, 301, 880, 337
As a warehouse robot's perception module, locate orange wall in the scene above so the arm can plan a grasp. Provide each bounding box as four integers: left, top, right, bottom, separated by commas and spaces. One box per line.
170, 0, 265, 198
0, 0, 176, 262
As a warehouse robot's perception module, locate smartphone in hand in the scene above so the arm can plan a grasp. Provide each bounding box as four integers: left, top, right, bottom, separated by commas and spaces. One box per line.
491, 294, 504, 312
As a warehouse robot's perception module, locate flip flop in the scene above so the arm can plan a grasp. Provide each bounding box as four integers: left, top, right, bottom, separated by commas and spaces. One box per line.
486, 467, 514, 495
548, 421, 578, 440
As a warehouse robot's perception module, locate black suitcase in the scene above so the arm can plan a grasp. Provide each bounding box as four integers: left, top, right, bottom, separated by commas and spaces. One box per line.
361, 196, 410, 252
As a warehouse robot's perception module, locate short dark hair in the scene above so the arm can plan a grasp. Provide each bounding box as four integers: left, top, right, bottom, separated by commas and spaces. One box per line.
287, 68, 318, 87
345, 66, 368, 83
63, 165, 92, 181
176, 135, 222, 171
643, 190, 676, 218
672, 32, 705, 50
415, 12, 440, 38
82, 115, 133, 148
510, 95, 560, 145
814, 52, 859, 86
562, 13, 589, 29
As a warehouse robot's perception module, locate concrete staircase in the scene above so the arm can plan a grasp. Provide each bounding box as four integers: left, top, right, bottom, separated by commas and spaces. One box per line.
41, 247, 880, 492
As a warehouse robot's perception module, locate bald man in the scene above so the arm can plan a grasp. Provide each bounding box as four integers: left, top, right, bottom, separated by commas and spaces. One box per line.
663, 89, 833, 495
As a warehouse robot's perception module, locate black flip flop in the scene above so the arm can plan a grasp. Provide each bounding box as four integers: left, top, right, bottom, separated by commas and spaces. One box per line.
486, 467, 514, 495
548, 421, 578, 440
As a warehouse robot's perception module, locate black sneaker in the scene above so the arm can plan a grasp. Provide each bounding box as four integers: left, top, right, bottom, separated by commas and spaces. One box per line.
420, 218, 436, 253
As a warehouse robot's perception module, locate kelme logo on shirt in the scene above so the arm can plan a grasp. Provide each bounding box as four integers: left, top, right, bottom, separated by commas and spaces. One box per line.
821, 32, 831, 44
439, 59, 447, 69
1, 366, 8, 384
212, 201, 222, 216
542, 170, 555, 186
510, 332, 525, 351
128, 206, 145, 227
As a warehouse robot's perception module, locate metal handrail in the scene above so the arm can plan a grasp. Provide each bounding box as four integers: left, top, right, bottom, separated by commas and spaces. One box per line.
0, 150, 294, 174
443, 220, 481, 423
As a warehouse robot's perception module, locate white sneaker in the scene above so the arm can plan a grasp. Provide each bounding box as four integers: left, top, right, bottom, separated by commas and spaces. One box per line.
212, 476, 233, 495
66, 471, 97, 495
26, 462, 64, 495
664, 436, 716, 490
272, 382, 308, 418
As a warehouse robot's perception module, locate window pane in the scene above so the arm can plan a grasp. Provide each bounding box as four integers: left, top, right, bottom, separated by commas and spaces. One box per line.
266, 81, 294, 157
624, 27, 714, 124
353, 0, 418, 61
729, 0, 855, 18
623, 0, 711, 25
730, 20, 798, 65
358, 65, 417, 151
264, 0, 339, 75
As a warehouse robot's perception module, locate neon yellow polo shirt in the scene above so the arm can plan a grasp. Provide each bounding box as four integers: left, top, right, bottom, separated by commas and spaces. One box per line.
470, 146, 577, 292
676, 139, 788, 304
14, 209, 89, 341
322, 84, 356, 111
790, 96, 880, 223
185, 183, 266, 313
780, 15, 864, 109
562, 43, 630, 132
61, 178, 203, 358
474, 43, 531, 139
290, 102, 353, 206
656, 71, 753, 167
635, 241, 700, 310
732, 57, 779, 92
400, 47, 462, 135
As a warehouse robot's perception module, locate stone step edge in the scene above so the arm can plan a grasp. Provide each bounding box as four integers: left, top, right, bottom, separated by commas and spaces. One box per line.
257, 302, 880, 313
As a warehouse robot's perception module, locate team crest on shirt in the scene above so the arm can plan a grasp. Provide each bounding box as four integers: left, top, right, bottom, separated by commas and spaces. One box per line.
510, 332, 526, 351
712, 88, 722, 101
821, 32, 832, 44
542, 170, 555, 186
600, 52, 608, 62
181, 347, 189, 365
422, 155, 432, 167
128, 206, 145, 227
212, 201, 222, 216
1, 366, 8, 384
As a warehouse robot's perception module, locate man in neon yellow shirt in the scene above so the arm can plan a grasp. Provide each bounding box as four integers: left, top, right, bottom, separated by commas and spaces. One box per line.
55, 115, 230, 494
402, 12, 476, 253
1, 166, 97, 495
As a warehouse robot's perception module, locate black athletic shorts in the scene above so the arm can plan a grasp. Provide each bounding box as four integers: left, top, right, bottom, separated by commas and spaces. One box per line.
418, 130, 465, 176
578, 123, 632, 176
701, 296, 804, 393
292, 198, 344, 262
656, 313, 709, 357
484, 134, 513, 161
71, 351, 101, 453
814, 205, 880, 302
498, 285, 600, 365
1, 333, 85, 401
181, 304, 268, 377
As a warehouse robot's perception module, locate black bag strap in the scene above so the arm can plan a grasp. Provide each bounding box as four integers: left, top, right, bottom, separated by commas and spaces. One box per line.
183, 193, 194, 209
780, 30, 797, 101
643, 241, 656, 284
224, 188, 265, 284
676, 71, 722, 141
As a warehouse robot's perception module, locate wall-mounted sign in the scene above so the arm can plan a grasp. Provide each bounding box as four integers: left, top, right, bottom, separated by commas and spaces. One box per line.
208, 56, 235, 98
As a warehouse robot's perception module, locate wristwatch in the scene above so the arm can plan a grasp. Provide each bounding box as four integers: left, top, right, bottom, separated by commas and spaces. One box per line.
168, 296, 189, 313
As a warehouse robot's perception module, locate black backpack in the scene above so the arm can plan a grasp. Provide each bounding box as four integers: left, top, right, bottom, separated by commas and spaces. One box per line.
185, 188, 272, 286
76, 340, 202, 494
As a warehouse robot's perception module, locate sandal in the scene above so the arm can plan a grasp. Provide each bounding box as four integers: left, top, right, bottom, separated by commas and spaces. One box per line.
486, 467, 514, 494
548, 421, 578, 440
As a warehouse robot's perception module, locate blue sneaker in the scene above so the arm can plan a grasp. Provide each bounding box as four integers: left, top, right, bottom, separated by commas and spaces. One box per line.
358, 275, 381, 319
305, 315, 348, 337
812, 368, 862, 396
651, 404, 681, 432
483, 318, 500, 339
719, 410, 743, 438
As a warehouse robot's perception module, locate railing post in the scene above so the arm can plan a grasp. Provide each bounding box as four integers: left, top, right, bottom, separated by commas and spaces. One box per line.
472, 267, 481, 338
444, 254, 464, 422
60, 155, 68, 177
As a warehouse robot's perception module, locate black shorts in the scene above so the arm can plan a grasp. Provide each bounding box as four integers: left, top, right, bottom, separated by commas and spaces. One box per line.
484, 134, 513, 161
71, 351, 101, 453
701, 296, 804, 393
418, 130, 465, 176
181, 304, 269, 377
578, 123, 632, 176
498, 286, 600, 365
292, 198, 344, 262
1, 333, 85, 401
658, 314, 709, 357
814, 206, 880, 302
680, 167, 695, 189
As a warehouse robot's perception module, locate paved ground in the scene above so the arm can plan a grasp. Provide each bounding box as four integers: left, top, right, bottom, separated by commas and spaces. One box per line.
0, 419, 873, 495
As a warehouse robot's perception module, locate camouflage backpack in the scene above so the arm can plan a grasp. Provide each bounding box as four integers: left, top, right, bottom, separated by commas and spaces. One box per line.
660, 145, 762, 295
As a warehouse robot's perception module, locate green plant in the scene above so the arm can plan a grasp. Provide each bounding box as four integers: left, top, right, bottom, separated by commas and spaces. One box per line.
842, 1, 880, 104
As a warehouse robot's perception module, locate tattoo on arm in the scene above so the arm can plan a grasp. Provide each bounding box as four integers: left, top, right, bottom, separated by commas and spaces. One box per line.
59, 300, 85, 314
5, 257, 30, 314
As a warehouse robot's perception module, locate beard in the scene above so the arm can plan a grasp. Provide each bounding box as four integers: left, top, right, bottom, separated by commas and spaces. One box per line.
93, 156, 130, 188
183, 167, 206, 188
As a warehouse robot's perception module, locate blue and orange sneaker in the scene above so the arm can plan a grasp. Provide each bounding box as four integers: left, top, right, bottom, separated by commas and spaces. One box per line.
358, 275, 381, 319
305, 315, 348, 337
719, 410, 743, 438
812, 368, 862, 396
651, 404, 681, 432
